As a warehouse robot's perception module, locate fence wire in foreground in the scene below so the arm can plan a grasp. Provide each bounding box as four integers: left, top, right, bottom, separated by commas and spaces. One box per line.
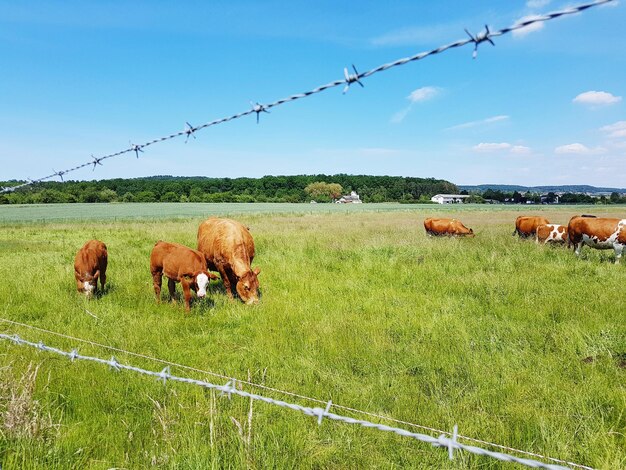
1, 332, 582, 469
0, 318, 593, 469
0, 0, 615, 194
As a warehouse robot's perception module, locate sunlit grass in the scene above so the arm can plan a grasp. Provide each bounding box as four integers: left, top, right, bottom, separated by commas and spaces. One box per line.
1, 205, 625, 468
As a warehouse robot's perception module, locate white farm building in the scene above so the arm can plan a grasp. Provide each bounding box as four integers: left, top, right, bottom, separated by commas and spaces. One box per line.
431, 194, 470, 204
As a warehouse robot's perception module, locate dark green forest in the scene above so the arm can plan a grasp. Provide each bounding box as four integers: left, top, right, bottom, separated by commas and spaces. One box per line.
0, 175, 458, 204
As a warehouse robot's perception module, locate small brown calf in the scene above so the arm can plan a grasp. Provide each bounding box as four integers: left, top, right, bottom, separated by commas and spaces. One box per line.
150, 241, 217, 312
74, 240, 108, 296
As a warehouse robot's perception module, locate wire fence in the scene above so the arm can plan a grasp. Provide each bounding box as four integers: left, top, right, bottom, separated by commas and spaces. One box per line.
0, 318, 593, 470
0, 0, 616, 194
1, 331, 577, 470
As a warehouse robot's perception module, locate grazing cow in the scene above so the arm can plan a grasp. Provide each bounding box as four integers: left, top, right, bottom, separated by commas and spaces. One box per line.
536, 224, 568, 244
150, 241, 217, 311
74, 240, 108, 296
197, 217, 261, 304
424, 217, 474, 237
513, 216, 550, 238
568, 216, 626, 264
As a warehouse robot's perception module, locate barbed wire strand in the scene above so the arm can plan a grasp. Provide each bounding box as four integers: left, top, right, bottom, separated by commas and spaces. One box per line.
0, 318, 593, 469
0, 0, 615, 195
1, 332, 575, 470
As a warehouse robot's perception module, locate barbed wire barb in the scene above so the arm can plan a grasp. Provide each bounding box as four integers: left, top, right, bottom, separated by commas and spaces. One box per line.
251, 102, 270, 124
53, 169, 65, 182
130, 142, 143, 159
91, 155, 104, 171
465, 25, 495, 58
343, 64, 364, 94
184, 122, 197, 143
0, 0, 614, 194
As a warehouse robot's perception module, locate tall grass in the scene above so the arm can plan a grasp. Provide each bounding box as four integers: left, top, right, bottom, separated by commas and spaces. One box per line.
1, 205, 625, 468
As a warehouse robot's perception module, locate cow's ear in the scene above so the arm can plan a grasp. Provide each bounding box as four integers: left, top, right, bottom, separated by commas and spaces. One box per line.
253, 267, 261, 276
93, 270, 100, 280
208, 271, 219, 279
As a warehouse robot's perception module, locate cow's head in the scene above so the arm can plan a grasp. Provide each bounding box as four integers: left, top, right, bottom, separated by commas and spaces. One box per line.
76, 270, 99, 296
236, 267, 261, 305
185, 270, 218, 299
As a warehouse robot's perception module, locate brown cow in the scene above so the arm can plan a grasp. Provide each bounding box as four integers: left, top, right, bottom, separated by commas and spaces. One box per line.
424, 217, 474, 237
74, 240, 108, 296
513, 216, 550, 238
568, 216, 626, 264
197, 217, 260, 304
150, 241, 217, 311
535, 224, 568, 244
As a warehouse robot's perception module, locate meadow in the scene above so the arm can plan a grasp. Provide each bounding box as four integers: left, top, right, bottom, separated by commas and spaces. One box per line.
0, 203, 625, 469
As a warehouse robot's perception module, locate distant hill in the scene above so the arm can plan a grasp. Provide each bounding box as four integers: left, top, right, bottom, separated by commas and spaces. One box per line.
459, 184, 626, 194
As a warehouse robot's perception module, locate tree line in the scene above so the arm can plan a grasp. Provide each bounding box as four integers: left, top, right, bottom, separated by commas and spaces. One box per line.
467, 189, 626, 204
0, 175, 458, 204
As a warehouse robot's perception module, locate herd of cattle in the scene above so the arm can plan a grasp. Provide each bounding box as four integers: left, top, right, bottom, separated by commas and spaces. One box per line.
425, 215, 626, 264
73, 214, 624, 311
74, 217, 261, 310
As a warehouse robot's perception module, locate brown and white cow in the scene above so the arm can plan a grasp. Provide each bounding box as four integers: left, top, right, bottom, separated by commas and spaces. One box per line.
424, 217, 474, 237
150, 241, 217, 311
197, 217, 261, 304
74, 239, 108, 296
568, 216, 626, 264
535, 224, 568, 244
513, 216, 550, 238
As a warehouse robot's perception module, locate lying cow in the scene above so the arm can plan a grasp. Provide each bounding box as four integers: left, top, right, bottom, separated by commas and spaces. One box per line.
150, 241, 217, 311
197, 217, 261, 304
536, 224, 568, 244
568, 216, 626, 264
513, 215, 550, 238
74, 239, 108, 297
424, 217, 474, 237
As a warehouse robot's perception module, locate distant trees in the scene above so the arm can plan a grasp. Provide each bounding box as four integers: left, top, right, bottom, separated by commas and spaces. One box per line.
0, 175, 460, 204
304, 182, 343, 202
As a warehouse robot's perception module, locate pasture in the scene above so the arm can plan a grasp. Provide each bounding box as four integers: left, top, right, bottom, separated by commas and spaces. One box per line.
1, 203, 625, 469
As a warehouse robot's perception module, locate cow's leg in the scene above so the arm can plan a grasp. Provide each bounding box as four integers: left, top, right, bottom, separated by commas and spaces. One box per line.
151, 271, 162, 302
614, 245, 623, 265
574, 241, 583, 257
181, 280, 192, 312
100, 271, 106, 291
168, 278, 177, 302
217, 266, 234, 299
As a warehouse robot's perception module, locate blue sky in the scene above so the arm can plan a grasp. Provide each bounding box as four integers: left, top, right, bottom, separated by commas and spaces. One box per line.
1, 0, 625, 187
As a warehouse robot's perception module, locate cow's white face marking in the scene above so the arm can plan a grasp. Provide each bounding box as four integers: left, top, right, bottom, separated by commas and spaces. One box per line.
196, 273, 209, 298
83, 281, 94, 295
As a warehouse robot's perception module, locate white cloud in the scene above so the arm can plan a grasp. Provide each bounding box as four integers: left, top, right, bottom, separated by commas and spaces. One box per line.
510, 145, 532, 155
600, 121, 626, 138
554, 143, 607, 155
446, 115, 509, 131
526, 0, 551, 8
408, 86, 440, 103
391, 86, 441, 123
473, 142, 512, 152
472, 142, 533, 155
512, 15, 545, 37
573, 91, 622, 106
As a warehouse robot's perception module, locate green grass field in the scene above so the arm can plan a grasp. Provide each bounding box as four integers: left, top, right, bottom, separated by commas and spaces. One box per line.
1, 203, 625, 469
